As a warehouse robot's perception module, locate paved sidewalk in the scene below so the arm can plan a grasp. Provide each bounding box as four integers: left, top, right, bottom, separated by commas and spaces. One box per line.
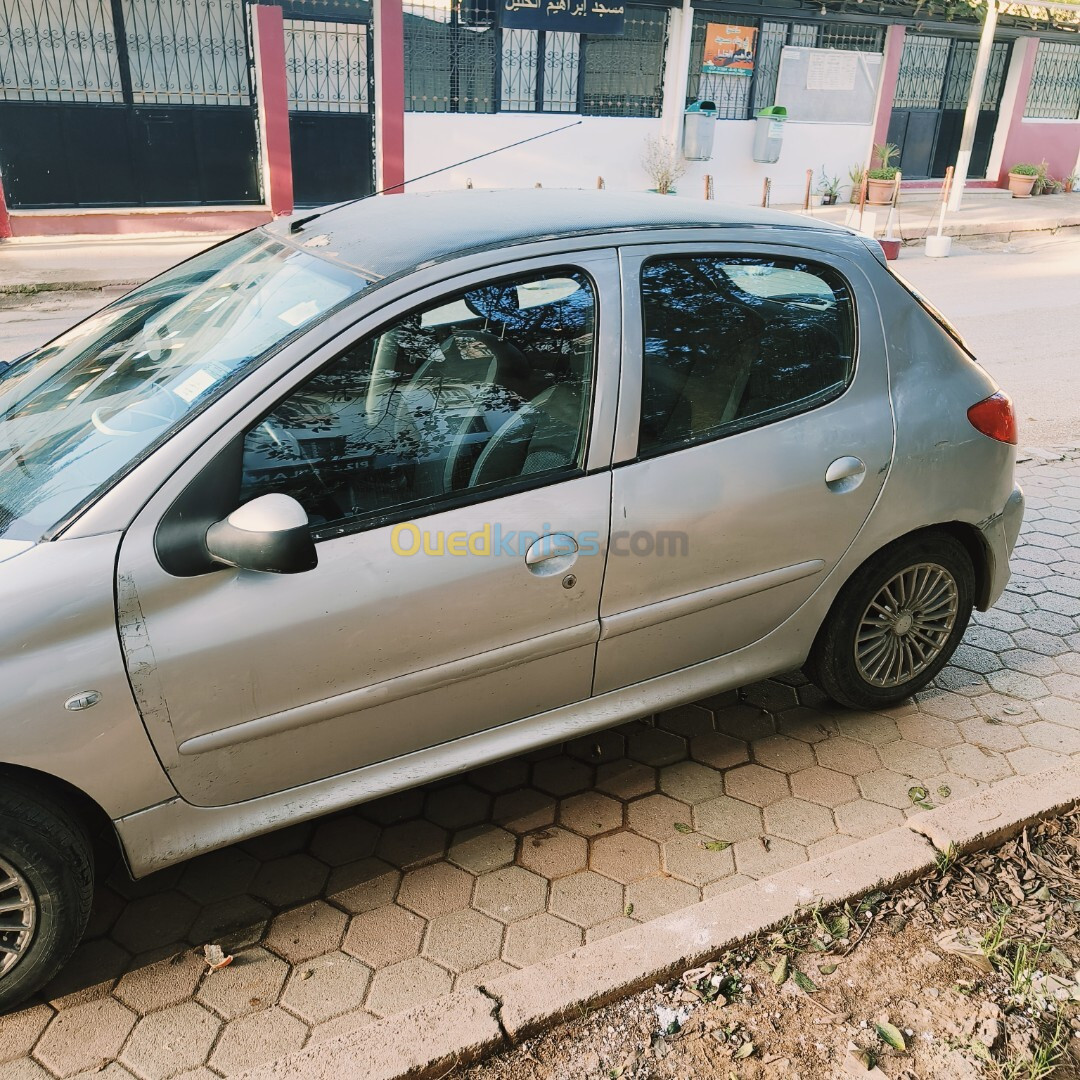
2, 449, 1079, 1079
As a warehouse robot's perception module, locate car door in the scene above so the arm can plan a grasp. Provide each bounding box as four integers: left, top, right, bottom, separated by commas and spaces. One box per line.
594, 241, 894, 694
116, 252, 618, 807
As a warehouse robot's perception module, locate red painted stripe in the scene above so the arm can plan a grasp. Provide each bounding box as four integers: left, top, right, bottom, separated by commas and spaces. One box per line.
252, 4, 294, 217
377, 0, 406, 194
0, 171, 12, 240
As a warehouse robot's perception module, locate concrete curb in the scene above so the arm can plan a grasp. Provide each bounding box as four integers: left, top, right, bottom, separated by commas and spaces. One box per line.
0, 280, 138, 295
240, 761, 1080, 1080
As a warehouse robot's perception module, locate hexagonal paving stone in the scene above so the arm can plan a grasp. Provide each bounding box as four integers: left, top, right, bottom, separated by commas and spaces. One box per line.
957, 716, 1027, 752
502, 913, 581, 967
1032, 697, 1080, 726
208, 1006, 308, 1075
702, 874, 757, 899
565, 730, 627, 765
549, 871, 624, 927
361, 789, 424, 827
423, 909, 504, 973
661, 834, 735, 886
342, 903, 425, 970
249, 853, 329, 908
658, 761, 726, 805
594, 760, 657, 800
750, 735, 815, 774
876, 740, 945, 778
788, 766, 858, 808
397, 862, 475, 919
713, 704, 776, 742
0, 1004, 52, 1065
308, 814, 380, 867
916, 692, 978, 721
586, 916, 638, 943
365, 956, 454, 1017
694, 796, 764, 842
423, 784, 492, 831
473, 866, 547, 923
625, 726, 688, 767
1023, 721, 1080, 754
34, 999, 137, 1078
838, 712, 902, 745
1046, 672, 1080, 702
833, 799, 905, 838
447, 825, 517, 874
625, 875, 700, 921
491, 788, 557, 834
177, 848, 260, 904
110, 891, 199, 955
590, 832, 662, 884
655, 705, 715, 738
325, 858, 401, 915
814, 737, 881, 777
625, 794, 693, 843
986, 669, 1049, 699
1007, 746, 1067, 774
119, 1001, 220, 1080
689, 732, 750, 770
722, 764, 789, 807
195, 947, 289, 1019
741, 680, 799, 713
774, 708, 839, 743
239, 822, 315, 862
895, 713, 965, 749
468, 759, 531, 794
41, 937, 131, 1008
559, 792, 623, 836
732, 836, 806, 878
375, 819, 449, 870
762, 798, 835, 845
306, 1009, 377, 1046
113, 946, 204, 1014
857, 769, 925, 810
531, 756, 594, 797
187, 895, 272, 954
943, 743, 1014, 783
264, 900, 348, 964
519, 826, 588, 879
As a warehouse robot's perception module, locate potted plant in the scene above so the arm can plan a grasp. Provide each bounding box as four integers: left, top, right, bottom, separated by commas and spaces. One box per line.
866, 142, 900, 205
848, 163, 866, 204
817, 168, 842, 205
1066, 173, 1079, 193
641, 136, 687, 196
1007, 163, 1038, 198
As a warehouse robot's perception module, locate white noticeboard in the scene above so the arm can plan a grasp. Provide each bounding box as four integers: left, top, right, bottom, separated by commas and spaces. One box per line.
776, 46, 883, 124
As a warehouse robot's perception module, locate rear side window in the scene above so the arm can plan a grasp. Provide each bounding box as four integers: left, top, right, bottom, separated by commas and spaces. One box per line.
638, 255, 856, 458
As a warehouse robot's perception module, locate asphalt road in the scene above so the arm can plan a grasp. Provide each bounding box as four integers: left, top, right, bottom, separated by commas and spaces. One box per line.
2, 231, 1078, 444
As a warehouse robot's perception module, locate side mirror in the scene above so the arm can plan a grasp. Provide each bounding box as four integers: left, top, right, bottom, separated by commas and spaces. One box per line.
205, 494, 317, 574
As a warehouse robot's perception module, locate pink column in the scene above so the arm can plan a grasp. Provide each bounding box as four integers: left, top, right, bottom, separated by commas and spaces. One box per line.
872, 25, 906, 151
251, 4, 294, 217
374, 0, 406, 194
0, 170, 12, 239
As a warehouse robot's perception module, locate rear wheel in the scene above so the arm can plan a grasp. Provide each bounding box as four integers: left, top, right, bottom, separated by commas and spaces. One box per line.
806, 533, 975, 710
0, 779, 94, 1013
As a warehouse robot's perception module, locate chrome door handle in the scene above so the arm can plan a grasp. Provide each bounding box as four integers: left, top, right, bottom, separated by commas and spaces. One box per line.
825, 456, 866, 493
525, 533, 579, 576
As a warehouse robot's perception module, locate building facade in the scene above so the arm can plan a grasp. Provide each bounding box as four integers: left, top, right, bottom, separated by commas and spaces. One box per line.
0, 0, 1078, 235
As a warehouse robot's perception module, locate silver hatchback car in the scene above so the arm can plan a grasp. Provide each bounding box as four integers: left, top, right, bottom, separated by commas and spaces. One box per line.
0, 190, 1023, 1009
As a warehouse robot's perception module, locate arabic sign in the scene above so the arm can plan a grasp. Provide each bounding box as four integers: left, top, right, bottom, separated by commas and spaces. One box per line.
500, 0, 626, 36
702, 23, 757, 76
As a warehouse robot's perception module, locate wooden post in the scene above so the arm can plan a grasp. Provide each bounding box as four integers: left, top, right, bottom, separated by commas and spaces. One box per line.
597, 176, 605, 189
761, 177, 772, 208
803, 168, 813, 211
704, 175, 714, 200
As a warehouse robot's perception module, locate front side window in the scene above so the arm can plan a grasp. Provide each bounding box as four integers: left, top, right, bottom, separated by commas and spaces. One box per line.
0, 231, 368, 542
240, 269, 595, 536
638, 255, 856, 458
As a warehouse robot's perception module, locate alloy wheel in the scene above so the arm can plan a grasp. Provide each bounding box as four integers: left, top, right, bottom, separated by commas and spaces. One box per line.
0, 855, 37, 979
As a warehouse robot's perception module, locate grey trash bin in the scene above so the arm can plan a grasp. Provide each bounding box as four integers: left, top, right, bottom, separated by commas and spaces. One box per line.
752, 106, 787, 164
682, 101, 718, 161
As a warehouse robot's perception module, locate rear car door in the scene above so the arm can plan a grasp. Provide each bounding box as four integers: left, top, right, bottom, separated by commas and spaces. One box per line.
116, 252, 619, 806
595, 241, 894, 693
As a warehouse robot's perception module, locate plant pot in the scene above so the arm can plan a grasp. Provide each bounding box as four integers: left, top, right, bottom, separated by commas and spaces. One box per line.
820, 193, 838, 206
866, 178, 896, 205
1007, 172, 1036, 198
878, 238, 901, 261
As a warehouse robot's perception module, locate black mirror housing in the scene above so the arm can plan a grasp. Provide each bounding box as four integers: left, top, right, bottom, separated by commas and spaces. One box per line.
205, 494, 318, 575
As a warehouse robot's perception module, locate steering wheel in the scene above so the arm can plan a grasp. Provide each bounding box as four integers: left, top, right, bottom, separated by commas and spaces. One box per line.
90, 383, 186, 438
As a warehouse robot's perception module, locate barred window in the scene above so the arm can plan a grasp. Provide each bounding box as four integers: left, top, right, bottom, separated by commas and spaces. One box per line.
404, 0, 664, 115
1024, 40, 1080, 120
687, 15, 884, 120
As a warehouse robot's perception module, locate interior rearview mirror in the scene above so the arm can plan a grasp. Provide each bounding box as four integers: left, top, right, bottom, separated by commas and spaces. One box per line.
205, 494, 317, 575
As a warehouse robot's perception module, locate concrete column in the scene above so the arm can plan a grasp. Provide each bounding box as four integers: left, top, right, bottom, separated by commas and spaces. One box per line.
0, 170, 11, 239
251, 4, 294, 217
871, 25, 906, 153
986, 37, 1033, 181
659, 0, 694, 146
374, 0, 406, 194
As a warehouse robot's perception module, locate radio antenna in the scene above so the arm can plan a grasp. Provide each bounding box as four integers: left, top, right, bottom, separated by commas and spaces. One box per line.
291, 119, 584, 234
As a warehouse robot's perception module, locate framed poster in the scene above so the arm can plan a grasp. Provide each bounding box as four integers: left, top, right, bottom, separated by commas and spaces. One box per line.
702, 23, 757, 76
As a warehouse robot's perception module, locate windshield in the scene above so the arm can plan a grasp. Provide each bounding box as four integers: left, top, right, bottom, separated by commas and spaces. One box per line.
0, 232, 369, 542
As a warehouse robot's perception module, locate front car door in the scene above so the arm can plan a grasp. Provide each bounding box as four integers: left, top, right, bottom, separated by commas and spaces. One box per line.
116, 251, 619, 806
595, 239, 894, 693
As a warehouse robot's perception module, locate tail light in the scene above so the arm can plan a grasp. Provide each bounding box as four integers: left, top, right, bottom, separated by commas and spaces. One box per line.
967, 392, 1018, 445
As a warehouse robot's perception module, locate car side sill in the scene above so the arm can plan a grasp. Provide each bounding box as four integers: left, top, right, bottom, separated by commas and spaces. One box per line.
117, 628, 810, 876
177, 621, 601, 756
600, 560, 826, 640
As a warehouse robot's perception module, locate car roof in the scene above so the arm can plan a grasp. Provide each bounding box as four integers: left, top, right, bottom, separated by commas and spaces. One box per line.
266, 188, 855, 283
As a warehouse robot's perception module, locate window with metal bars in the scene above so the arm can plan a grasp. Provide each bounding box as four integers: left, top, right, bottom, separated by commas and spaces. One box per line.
1024, 40, 1080, 119
686, 14, 884, 120
403, 0, 665, 115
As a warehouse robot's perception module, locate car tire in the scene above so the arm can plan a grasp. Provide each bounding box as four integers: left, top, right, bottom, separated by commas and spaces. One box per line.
0, 779, 94, 1013
806, 532, 975, 710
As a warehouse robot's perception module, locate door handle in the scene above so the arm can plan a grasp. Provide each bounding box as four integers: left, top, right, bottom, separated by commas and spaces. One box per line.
525, 533, 579, 577
825, 456, 866, 493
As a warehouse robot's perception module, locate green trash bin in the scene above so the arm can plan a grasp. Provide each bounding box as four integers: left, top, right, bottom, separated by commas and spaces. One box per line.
752, 106, 787, 164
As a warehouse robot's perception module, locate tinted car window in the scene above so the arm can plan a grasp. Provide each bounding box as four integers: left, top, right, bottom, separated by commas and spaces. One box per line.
240, 269, 595, 536
638, 255, 856, 457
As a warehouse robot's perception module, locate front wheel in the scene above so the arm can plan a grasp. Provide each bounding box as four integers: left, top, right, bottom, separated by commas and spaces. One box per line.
806, 533, 975, 710
0, 779, 94, 1013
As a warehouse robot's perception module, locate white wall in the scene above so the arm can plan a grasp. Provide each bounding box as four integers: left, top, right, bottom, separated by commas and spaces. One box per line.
403, 112, 876, 207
